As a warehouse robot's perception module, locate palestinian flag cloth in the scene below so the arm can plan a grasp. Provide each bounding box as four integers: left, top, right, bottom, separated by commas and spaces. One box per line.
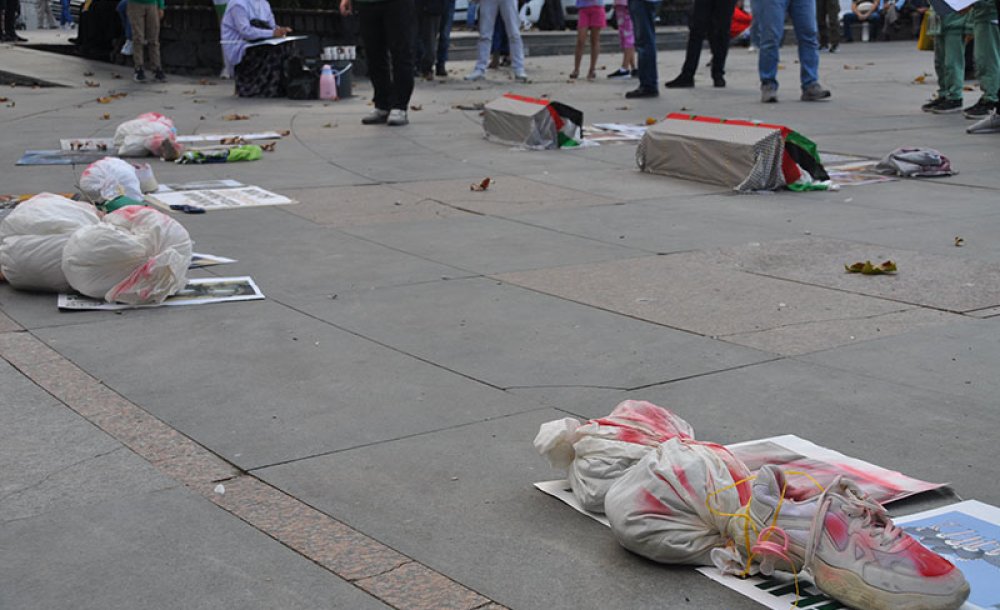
665, 113, 831, 191
484, 94, 584, 149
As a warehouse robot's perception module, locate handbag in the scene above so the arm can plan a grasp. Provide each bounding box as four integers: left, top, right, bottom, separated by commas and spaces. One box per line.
917, 11, 934, 50
284, 55, 318, 99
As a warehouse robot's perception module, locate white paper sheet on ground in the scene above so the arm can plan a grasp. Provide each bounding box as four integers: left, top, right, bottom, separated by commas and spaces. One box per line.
727, 434, 944, 504
145, 187, 295, 211
156, 180, 245, 193
696, 501, 999, 610
58, 276, 264, 310
60, 133, 284, 151
189, 252, 237, 268
591, 123, 647, 139
244, 35, 307, 48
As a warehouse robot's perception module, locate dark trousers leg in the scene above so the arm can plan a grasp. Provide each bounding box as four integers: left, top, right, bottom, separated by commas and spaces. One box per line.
680, 0, 713, 77
383, 0, 415, 108
708, 0, 738, 77
437, 0, 455, 69
418, 15, 440, 73
359, 6, 392, 110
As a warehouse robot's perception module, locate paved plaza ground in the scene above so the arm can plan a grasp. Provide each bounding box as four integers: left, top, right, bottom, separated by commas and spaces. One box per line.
1, 30, 999, 610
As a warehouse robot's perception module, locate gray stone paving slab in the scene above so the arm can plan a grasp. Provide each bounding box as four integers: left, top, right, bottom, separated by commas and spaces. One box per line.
800, 316, 1000, 405
508, 200, 797, 252
0, 285, 115, 330
0, 486, 390, 610
707, 237, 1000, 312
496, 254, 965, 355
630, 358, 999, 505
178, 206, 470, 296
391, 176, 616, 215
519, 167, 729, 200
256, 409, 765, 610
279, 184, 473, 227
33, 300, 535, 469
0, 359, 176, 522
339, 213, 641, 275
284, 277, 773, 389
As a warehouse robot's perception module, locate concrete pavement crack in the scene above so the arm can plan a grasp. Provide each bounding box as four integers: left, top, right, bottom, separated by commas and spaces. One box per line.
0, 446, 124, 507
716, 307, 918, 337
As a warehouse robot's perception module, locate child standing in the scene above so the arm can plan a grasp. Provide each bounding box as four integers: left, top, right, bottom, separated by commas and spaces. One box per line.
607, 0, 636, 77
571, 0, 606, 80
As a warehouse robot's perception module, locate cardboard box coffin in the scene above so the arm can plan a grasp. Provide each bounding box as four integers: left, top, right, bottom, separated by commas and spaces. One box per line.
636, 119, 786, 191
483, 94, 582, 149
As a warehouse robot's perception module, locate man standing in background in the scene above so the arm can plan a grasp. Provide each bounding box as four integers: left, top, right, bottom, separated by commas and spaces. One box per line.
128, 0, 166, 82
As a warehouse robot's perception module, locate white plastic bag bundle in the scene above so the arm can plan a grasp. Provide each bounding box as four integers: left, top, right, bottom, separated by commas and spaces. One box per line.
0, 194, 99, 292
534, 400, 696, 513
113, 112, 177, 157
604, 437, 752, 566
61, 206, 193, 305
133, 163, 159, 193
79, 157, 144, 202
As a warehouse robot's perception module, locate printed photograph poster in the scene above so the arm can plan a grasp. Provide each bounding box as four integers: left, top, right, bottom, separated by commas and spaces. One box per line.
60, 133, 284, 151
145, 187, 295, 211
58, 276, 264, 310
727, 434, 944, 505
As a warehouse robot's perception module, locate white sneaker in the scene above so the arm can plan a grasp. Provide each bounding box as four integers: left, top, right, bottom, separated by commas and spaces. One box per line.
121, 39, 133, 56
464, 69, 485, 81
730, 465, 970, 610
361, 108, 389, 125
514, 71, 528, 82
967, 110, 1000, 134
387, 109, 408, 126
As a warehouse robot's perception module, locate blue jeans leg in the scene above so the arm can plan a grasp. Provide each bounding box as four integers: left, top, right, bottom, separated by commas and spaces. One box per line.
437, 0, 455, 68
628, 0, 660, 89
787, 0, 819, 86
755, 0, 787, 85
118, 0, 131, 39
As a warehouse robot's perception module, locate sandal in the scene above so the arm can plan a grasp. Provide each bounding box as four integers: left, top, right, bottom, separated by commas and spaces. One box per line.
568, 71, 579, 79
586, 71, 596, 81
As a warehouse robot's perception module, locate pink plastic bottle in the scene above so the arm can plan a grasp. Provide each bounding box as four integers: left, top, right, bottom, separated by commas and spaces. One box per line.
319, 65, 338, 101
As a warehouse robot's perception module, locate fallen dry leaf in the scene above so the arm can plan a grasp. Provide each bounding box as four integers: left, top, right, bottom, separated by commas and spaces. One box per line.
278, 130, 290, 137
470, 177, 492, 191
845, 260, 897, 275
7, 101, 14, 107
96, 92, 127, 103
645, 117, 657, 125
913, 74, 927, 83
616, 105, 629, 110
0, 97, 7, 102
322, 122, 334, 128
452, 103, 485, 111
955, 236, 964, 247
410, 104, 422, 111
84, 80, 100, 87
198, 79, 218, 86
83, 71, 94, 76
223, 114, 250, 121
100, 113, 110, 120
182, 89, 197, 94
260, 142, 276, 152
220, 136, 246, 145
112, 73, 122, 79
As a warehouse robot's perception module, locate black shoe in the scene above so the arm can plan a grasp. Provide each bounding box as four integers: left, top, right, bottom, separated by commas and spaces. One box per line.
664, 75, 694, 88
154, 68, 166, 82
630, 69, 639, 78
11, 34, 27, 42
713, 75, 726, 88
921, 97, 943, 112
829, 42, 839, 53
134, 68, 146, 82
625, 87, 659, 98
607, 67, 631, 79
963, 97, 998, 119
930, 98, 963, 114
819, 43, 828, 50
435, 65, 447, 77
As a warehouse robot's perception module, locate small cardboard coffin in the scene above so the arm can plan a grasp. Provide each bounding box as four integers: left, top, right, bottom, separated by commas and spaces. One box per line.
483, 94, 583, 149
636, 118, 785, 191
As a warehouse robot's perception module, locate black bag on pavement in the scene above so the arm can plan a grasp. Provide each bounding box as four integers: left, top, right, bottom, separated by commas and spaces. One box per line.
285, 55, 318, 99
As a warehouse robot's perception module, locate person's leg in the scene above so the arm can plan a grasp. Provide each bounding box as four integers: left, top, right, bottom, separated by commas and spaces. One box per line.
588, 26, 601, 76
756, 0, 786, 87
427, 16, 441, 74
473, 0, 497, 72
629, 0, 660, 90
60, 0, 70, 25
678, 0, 711, 79
359, 3, 392, 110
127, 2, 145, 69
843, 11, 857, 40
973, 0, 1000, 103
436, 0, 455, 72
572, 26, 585, 76
708, 0, 738, 78
940, 13, 966, 100
826, 0, 840, 46
497, 0, 525, 73
788, 0, 820, 86
117, 0, 131, 39
385, 0, 416, 109
418, 16, 432, 74
146, 4, 161, 71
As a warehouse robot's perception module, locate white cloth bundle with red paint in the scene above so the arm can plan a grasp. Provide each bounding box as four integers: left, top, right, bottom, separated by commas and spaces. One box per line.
534, 400, 696, 513
61, 207, 192, 305
79, 157, 144, 203
604, 437, 752, 566
113, 113, 178, 158
0, 194, 100, 292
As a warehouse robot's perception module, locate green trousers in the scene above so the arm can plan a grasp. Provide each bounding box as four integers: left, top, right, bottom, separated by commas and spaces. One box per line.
972, 0, 1000, 102
934, 13, 968, 101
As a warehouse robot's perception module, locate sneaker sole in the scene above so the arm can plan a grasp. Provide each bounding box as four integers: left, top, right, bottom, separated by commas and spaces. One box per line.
930, 107, 962, 114
813, 559, 971, 610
